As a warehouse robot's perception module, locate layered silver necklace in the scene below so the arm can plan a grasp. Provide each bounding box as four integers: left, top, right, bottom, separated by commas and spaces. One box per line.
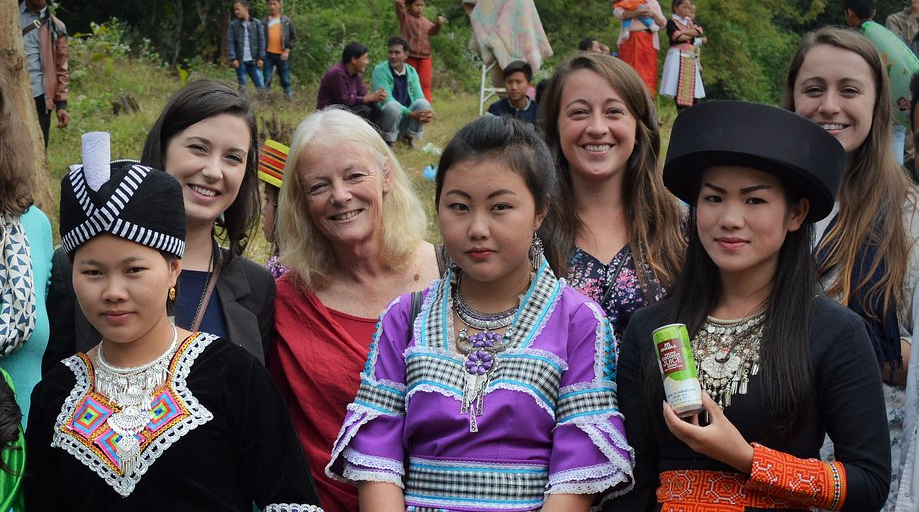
452, 275, 520, 432
94, 325, 179, 475
691, 313, 765, 408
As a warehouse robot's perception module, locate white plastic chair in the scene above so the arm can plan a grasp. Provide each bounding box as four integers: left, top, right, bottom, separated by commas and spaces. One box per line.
479, 61, 505, 116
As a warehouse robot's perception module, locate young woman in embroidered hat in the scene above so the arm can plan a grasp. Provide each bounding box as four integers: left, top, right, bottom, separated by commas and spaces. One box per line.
326, 115, 634, 511
605, 101, 890, 512
24, 154, 323, 511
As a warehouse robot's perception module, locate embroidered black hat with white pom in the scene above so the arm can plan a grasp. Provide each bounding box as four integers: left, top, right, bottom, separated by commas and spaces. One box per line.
59, 131, 186, 259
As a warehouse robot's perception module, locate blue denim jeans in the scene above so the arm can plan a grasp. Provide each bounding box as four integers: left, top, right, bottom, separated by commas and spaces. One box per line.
236, 60, 265, 90
379, 99, 431, 142
264, 52, 292, 95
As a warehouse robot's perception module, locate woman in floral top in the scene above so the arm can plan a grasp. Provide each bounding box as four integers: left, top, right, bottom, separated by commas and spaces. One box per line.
538, 53, 684, 338
565, 247, 663, 340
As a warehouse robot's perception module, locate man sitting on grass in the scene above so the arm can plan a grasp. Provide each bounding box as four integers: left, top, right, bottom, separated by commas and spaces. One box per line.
487, 60, 538, 126
372, 36, 433, 148
316, 41, 387, 124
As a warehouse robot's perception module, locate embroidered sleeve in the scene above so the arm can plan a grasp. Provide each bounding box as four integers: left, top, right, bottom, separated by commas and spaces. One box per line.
746, 443, 846, 510
326, 295, 410, 487
547, 299, 634, 501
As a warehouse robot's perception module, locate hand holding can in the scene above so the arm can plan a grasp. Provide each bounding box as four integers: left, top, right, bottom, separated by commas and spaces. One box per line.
653, 323, 703, 418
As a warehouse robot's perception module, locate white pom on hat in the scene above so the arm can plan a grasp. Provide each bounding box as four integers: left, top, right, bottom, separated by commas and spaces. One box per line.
81, 132, 111, 192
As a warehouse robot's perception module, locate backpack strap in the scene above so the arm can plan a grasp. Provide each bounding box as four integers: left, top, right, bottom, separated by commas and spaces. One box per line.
21, 18, 43, 37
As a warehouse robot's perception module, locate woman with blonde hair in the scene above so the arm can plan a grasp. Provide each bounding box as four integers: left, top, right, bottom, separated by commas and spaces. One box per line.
784, 26, 919, 511
269, 108, 439, 512
538, 52, 684, 340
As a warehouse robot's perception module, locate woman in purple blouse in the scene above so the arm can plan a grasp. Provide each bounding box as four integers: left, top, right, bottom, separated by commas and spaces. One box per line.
326, 116, 634, 511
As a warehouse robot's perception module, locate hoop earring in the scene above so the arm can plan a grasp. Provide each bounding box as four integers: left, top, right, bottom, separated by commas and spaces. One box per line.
168, 286, 177, 301
529, 234, 544, 270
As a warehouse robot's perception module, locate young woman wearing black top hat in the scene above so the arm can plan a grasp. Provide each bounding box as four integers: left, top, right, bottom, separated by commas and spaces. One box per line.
605, 101, 890, 512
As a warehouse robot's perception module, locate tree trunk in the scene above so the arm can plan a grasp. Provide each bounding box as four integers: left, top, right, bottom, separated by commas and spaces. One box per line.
0, 0, 54, 212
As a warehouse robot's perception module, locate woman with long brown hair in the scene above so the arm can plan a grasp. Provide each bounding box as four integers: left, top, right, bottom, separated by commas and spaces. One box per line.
44, 79, 275, 371
784, 26, 919, 511
538, 52, 684, 340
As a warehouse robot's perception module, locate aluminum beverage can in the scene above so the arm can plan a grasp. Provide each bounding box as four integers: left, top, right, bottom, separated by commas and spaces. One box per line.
653, 323, 703, 417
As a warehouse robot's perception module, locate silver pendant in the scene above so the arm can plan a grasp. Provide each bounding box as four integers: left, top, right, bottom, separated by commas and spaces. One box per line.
109, 419, 142, 475
461, 372, 489, 432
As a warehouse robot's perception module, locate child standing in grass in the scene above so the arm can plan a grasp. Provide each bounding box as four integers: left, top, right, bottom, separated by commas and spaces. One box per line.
395, 0, 446, 102
262, 0, 297, 98
228, 0, 266, 92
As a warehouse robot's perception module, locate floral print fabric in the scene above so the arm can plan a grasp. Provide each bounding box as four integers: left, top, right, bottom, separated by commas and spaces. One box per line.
565, 246, 664, 341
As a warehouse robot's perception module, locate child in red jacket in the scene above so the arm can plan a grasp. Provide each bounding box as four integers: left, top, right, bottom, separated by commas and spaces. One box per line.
395, 0, 446, 102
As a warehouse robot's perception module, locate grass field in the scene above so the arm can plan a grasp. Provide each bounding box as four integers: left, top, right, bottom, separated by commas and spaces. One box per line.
44, 41, 676, 262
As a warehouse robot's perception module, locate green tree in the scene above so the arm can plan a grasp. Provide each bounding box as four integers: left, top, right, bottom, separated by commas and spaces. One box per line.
685, 0, 829, 103
69, 0, 919, 103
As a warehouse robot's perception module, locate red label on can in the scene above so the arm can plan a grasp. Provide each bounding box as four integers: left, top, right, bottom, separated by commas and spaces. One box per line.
657, 338, 686, 375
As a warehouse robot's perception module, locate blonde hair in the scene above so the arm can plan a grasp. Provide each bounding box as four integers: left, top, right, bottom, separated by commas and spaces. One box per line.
784, 26, 914, 315
276, 108, 428, 289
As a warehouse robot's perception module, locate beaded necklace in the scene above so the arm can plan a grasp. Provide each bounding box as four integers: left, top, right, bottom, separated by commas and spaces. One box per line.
453, 280, 518, 331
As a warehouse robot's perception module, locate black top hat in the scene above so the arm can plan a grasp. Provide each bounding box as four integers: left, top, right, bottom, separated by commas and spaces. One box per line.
60, 160, 186, 258
662, 101, 846, 222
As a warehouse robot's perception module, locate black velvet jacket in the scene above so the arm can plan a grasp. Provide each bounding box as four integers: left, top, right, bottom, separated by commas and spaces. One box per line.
605, 296, 891, 512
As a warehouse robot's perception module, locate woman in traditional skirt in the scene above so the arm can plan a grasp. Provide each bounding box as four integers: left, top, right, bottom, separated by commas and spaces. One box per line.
659, 0, 705, 111
613, 0, 666, 98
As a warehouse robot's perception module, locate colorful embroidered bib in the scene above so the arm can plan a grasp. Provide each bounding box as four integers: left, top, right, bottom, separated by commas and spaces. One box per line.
52, 333, 215, 496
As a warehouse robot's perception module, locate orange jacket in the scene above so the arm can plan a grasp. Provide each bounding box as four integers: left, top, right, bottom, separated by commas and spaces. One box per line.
614, 0, 646, 10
